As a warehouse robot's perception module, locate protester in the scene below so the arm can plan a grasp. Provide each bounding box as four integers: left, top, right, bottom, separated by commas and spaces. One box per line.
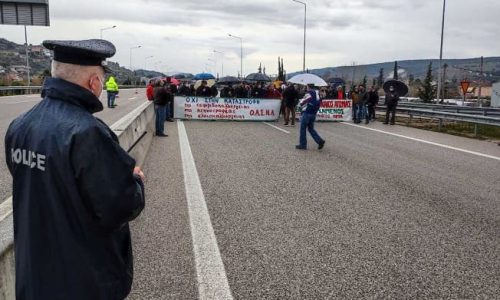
384, 85, 400, 125
351, 86, 360, 123
4, 39, 145, 299
265, 84, 282, 99
357, 85, 369, 124
283, 84, 299, 126
296, 84, 326, 150
251, 83, 266, 98
220, 85, 235, 98
367, 86, 379, 121
153, 80, 168, 136
178, 82, 192, 96
196, 80, 212, 97
146, 79, 155, 101
164, 77, 177, 122
337, 85, 345, 100
211, 84, 219, 97
235, 82, 247, 98
105, 75, 119, 108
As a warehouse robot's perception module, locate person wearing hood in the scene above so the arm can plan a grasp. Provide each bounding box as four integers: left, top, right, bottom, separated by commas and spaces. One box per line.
105, 75, 119, 108
384, 85, 400, 125
4, 39, 145, 300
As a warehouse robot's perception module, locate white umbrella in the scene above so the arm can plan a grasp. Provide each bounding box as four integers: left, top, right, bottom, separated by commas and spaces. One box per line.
288, 73, 328, 87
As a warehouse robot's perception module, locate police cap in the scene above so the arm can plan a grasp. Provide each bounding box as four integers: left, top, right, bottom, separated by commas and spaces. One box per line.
43, 39, 116, 71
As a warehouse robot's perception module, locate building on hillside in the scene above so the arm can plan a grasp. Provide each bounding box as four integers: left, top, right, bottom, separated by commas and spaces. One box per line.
10, 65, 29, 75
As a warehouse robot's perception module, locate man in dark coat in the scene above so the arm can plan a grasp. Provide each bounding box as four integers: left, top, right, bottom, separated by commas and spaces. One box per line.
4, 39, 145, 300
196, 80, 212, 97
367, 85, 380, 121
384, 85, 400, 125
282, 84, 299, 126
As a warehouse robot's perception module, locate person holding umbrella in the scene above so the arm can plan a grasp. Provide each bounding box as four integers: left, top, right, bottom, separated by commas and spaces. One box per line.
296, 84, 326, 150
383, 80, 407, 125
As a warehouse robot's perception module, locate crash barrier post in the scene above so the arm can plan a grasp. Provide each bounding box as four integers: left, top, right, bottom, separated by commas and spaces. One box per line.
0, 101, 154, 298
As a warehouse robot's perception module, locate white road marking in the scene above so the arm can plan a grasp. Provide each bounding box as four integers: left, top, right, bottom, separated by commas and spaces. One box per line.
342, 122, 500, 162
0, 94, 40, 100
177, 120, 234, 300
264, 122, 290, 134
128, 97, 137, 100
4, 99, 41, 104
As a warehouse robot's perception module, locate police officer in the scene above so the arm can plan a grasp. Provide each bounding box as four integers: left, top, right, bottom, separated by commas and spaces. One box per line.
5, 39, 146, 300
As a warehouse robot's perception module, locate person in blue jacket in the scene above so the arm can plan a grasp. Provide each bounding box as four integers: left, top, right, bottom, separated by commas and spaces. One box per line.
296, 84, 326, 150
4, 39, 146, 300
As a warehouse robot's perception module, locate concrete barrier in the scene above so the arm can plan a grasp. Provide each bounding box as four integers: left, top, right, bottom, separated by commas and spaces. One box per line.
0, 101, 154, 299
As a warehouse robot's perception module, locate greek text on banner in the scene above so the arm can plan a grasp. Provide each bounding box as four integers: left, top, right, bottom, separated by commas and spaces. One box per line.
174, 96, 281, 121
296, 99, 353, 121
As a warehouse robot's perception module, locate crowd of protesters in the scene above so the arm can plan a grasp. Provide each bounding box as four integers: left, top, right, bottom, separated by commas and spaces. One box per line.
145, 74, 398, 137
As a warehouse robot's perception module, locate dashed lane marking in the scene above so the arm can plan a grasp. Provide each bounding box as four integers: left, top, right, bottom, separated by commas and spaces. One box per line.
342, 122, 500, 162
177, 120, 234, 300
264, 122, 290, 134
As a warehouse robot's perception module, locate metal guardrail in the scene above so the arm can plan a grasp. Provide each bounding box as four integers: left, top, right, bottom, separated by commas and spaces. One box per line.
397, 103, 500, 116
377, 105, 500, 136
0, 85, 145, 96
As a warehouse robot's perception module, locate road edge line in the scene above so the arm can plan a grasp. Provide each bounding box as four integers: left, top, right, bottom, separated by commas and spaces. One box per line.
264, 122, 290, 134
177, 120, 234, 300
342, 122, 500, 161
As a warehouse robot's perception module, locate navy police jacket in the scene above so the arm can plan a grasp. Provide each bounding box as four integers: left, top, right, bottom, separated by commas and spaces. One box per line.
4, 77, 145, 300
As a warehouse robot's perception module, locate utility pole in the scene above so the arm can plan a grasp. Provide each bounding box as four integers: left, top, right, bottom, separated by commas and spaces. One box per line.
24, 25, 30, 87
351, 62, 357, 90
228, 34, 243, 78
443, 63, 448, 100
478, 56, 484, 107
292, 0, 307, 72
437, 0, 446, 103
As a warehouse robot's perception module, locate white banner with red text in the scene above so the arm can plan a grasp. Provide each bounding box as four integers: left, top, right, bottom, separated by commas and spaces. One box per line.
296, 99, 353, 122
174, 96, 281, 121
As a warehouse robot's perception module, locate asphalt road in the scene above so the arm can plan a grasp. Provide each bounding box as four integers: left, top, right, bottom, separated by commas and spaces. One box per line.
129, 119, 500, 299
0, 89, 147, 203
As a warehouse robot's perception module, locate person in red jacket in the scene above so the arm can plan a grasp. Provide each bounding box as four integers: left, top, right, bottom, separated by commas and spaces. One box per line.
265, 84, 282, 99
146, 80, 155, 101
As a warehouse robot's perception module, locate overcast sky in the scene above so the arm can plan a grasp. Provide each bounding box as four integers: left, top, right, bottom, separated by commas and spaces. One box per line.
1, 0, 499, 76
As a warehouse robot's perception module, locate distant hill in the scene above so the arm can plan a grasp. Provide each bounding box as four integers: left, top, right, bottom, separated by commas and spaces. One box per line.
289, 57, 500, 85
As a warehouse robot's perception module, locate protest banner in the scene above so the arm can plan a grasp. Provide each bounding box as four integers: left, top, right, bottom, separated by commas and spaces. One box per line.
296, 99, 353, 121
174, 96, 281, 121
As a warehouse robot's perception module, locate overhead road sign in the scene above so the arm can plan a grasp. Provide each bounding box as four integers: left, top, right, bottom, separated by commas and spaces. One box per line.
0, 0, 50, 26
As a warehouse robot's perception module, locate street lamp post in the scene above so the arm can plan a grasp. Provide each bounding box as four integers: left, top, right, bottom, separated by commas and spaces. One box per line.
436, 0, 446, 103
100, 25, 117, 39
24, 25, 30, 87
129, 45, 142, 71
292, 0, 307, 72
129, 45, 141, 87
208, 58, 216, 76
228, 34, 243, 78
214, 50, 224, 77
145, 55, 154, 70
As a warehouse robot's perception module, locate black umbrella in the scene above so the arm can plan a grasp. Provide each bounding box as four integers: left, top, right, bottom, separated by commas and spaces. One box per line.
383, 80, 409, 96
218, 76, 240, 84
245, 73, 271, 82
